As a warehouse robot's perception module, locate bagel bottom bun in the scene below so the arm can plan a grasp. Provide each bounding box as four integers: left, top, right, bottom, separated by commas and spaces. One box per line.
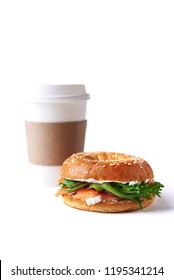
56, 152, 164, 213
62, 194, 155, 213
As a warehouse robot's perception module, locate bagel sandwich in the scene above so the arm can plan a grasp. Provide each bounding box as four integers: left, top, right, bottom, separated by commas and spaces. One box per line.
56, 152, 164, 212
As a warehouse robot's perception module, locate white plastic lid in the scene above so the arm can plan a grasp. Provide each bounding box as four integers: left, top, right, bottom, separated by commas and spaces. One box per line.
24, 84, 90, 103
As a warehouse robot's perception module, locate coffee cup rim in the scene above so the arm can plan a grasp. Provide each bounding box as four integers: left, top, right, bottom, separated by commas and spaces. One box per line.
24, 84, 90, 103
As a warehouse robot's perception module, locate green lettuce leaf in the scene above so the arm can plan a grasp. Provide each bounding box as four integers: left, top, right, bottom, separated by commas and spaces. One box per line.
59, 179, 89, 192
58, 179, 164, 209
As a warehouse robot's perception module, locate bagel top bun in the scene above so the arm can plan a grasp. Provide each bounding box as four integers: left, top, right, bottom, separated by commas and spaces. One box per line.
61, 152, 154, 183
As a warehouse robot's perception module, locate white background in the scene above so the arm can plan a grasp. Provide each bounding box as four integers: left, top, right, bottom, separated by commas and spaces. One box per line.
0, 0, 174, 279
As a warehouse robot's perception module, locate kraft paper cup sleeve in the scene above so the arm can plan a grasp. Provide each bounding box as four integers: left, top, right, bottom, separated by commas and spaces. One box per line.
25, 120, 87, 166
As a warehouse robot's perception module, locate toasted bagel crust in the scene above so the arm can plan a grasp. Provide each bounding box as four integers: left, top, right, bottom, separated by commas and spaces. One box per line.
61, 152, 154, 182
62, 194, 155, 212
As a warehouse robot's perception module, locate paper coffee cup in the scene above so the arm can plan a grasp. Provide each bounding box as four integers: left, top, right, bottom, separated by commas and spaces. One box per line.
23, 84, 90, 187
